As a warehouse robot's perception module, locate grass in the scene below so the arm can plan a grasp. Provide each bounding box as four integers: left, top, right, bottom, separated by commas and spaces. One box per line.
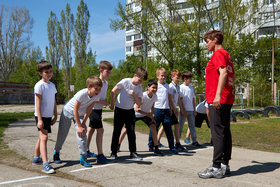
103, 116, 280, 153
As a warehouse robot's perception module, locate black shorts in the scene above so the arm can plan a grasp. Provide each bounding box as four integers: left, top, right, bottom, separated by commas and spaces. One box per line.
195, 112, 210, 128
89, 109, 103, 129
35, 116, 52, 133
135, 116, 154, 127
170, 110, 179, 125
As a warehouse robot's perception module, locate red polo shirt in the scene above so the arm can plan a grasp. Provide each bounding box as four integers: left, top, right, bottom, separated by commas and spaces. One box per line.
205, 48, 234, 104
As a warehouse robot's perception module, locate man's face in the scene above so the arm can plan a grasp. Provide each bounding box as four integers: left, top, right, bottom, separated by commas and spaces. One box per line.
205, 38, 216, 52
172, 75, 180, 84
148, 84, 158, 94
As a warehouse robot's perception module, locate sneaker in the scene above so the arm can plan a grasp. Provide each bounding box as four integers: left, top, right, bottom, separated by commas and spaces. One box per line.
198, 167, 224, 179
110, 153, 118, 160
97, 155, 111, 164
221, 163, 231, 175
130, 152, 143, 160
80, 156, 92, 167
154, 148, 163, 156
158, 143, 165, 148
32, 157, 43, 165
184, 138, 191, 145
86, 150, 97, 158
117, 144, 121, 152
192, 141, 202, 147
148, 146, 154, 152
170, 148, 178, 154
53, 152, 62, 163
42, 163, 55, 174
176, 144, 188, 152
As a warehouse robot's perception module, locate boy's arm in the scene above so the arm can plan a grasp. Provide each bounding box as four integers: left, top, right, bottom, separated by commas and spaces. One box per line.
178, 96, 187, 117
73, 100, 87, 137
51, 97, 57, 125
213, 67, 228, 109
130, 90, 142, 106
135, 103, 152, 118
96, 99, 109, 106
193, 98, 197, 116
110, 86, 119, 110
35, 94, 43, 129
151, 103, 156, 122
168, 93, 177, 116
82, 101, 96, 126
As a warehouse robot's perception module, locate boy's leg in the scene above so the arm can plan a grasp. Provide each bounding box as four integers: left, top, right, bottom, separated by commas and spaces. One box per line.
39, 129, 49, 162
118, 127, 127, 145
111, 107, 125, 154
222, 104, 232, 165
157, 126, 164, 143
186, 111, 197, 143
124, 109, 136, 153
186, 128, 190, 139
54, 109, 72, 152
178, 112, 187, 139
74, 117, 87, 156
87, 127, 95, 150
96, 128, 104, 155
34, 138, 40, 157
162, 109, 175, 150
148, 108, 162, 148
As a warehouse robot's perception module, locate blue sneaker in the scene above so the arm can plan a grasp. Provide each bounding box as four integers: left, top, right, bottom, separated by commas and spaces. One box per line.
32, 157, 43, 165
80, 156, 92, 167
42, 162, 55, 174
170, 148, 178, 154
53, 152, 62, 163
149, 146, 154, 152
184, 138, 191, 145
158, 143, 165, 148
97, 155, 111, 164
86, 150, 97, 158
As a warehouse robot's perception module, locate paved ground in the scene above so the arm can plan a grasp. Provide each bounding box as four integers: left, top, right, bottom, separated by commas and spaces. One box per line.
1, 105, 280, 186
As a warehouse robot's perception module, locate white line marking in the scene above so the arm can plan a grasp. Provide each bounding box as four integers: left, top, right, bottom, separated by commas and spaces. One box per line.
70, 156, 157, 173
0, 176, 49, 185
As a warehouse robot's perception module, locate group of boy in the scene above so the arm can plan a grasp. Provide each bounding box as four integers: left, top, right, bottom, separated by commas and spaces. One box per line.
32, 29, 234, 179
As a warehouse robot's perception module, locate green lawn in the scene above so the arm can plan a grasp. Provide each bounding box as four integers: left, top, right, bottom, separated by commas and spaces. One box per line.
103, 117, 280, 153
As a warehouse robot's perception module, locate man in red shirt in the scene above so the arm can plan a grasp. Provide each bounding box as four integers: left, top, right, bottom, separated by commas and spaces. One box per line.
198, 30, 235, 179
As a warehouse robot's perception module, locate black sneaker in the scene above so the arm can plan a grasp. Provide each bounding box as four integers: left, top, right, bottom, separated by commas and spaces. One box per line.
176, 144, 188, 152
130, 152, 143, 160
192, 141, 202, 147
154, 148, 163, 156
110, 153, 118, 160
53, 152, 62, 163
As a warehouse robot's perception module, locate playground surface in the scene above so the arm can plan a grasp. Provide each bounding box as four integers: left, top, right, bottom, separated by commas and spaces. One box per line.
1, 105, 280, 186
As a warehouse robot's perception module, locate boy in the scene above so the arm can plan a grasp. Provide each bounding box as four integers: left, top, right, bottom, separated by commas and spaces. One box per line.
117, 79, 163, 155
53, 76, 102, 167
157, 70, 187, 152
86, 61, 113, 164
179, 71, 201, 147
148, 68, 178, 154
110, 67, 147, 160
33, 61, 57, 174
198, 30, 234, 179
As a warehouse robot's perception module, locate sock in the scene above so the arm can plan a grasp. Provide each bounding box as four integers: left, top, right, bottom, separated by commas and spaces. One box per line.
34, 156, 39, 159
43, 161, 49, 166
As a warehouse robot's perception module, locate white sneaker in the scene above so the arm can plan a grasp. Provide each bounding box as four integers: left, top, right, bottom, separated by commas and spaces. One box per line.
221, 163, 230, 175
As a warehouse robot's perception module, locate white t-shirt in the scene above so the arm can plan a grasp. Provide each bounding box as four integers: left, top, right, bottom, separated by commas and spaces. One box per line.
64, 88, 100, 117
196, 100, 207, 114
34, 80, 57, 118
180, 84, 195, 111
135, 91, 158, 118
169, 81, 181, 107
154, 83, 170, 109
115, 78, 143, 110
93, 80, 108, 110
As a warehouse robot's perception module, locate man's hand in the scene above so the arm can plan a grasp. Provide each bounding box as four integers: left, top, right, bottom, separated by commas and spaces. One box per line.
213, 95, 221, 109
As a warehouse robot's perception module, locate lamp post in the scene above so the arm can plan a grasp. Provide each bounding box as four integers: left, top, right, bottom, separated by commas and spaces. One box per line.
271, 0, 276, 104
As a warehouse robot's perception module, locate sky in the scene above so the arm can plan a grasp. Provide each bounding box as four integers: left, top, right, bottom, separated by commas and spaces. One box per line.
1, 0, 126, 67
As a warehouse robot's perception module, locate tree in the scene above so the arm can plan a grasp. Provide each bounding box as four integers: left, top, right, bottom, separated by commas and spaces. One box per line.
73, 0, 90, 89
0, 5, 33, 80
59, 3, 74, 98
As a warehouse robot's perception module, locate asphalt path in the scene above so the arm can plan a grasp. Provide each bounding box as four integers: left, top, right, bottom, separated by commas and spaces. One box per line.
1, 105, 280, 186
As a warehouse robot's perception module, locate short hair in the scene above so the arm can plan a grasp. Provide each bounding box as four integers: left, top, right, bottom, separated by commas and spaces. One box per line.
171, 69, 181, 78
156, 67, 166, 77
99, 60, 113, 71
37, 61, 52, 72
147, 79, 158, 87
182, 71, 192, 80
204, 30, 224, 45
135, 67, 148, 80
86, 75, 102, 88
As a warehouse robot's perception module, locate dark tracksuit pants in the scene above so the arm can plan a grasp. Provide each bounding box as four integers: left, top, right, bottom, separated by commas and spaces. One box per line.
111, 107, 136, 154
209, 104, 232, 168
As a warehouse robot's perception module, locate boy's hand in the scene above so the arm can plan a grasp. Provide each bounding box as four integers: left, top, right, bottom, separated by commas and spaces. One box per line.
77, 125, 87, 138
109, 104, 114, 110
37, 120, 44, 129
51, 116, 57, 125
174, 109, 178, 117
129, 90, 135, 95
147, 112, 153, 119
194, 111, 197, 117
169, 109, 173, 116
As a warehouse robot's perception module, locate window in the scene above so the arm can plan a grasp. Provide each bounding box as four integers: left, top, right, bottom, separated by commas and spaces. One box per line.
134, 34, 141, 40
126, 46, 132, 52
126, 26, 132, 31
126, 35, 132, 41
